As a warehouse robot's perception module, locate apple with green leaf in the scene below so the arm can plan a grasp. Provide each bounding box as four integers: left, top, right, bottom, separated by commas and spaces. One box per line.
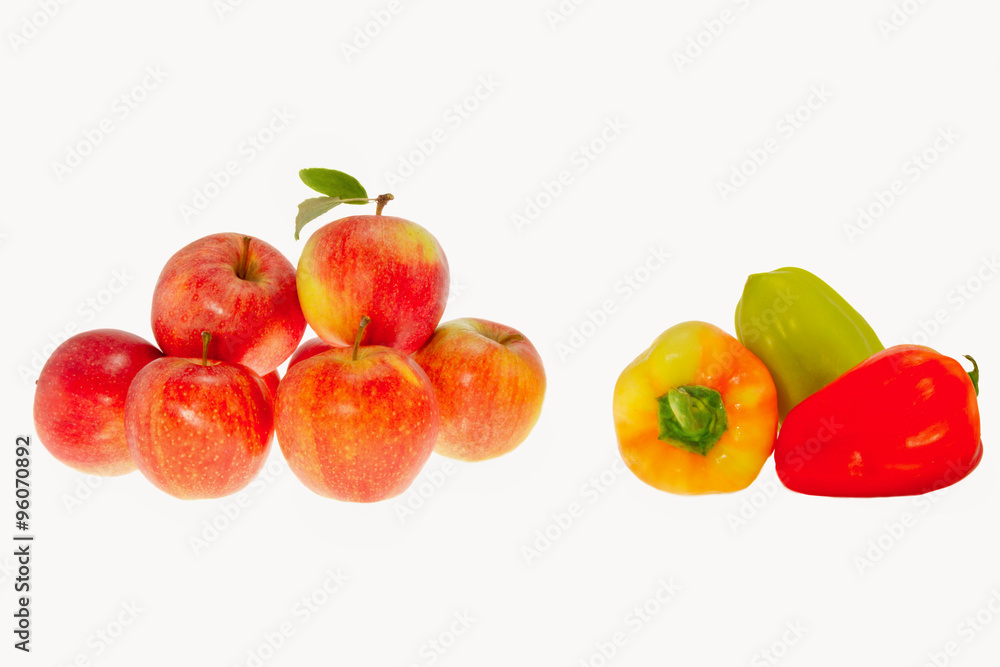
151, 233, 305, 375
125, 332, 274, 500
413, 318, 546, 461
275, 317, 439, 502
293, 169, 449, 354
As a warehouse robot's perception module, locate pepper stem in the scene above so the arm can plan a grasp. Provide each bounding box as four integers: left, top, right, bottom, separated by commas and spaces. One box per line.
964, 355, 980, 396
201, 331, 211, 367
656, 385, 728, 456
353, 316, 371, 361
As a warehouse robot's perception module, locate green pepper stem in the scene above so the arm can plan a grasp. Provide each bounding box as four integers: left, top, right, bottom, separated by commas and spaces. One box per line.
656, 385, 728, 456
964, 355, 980, 396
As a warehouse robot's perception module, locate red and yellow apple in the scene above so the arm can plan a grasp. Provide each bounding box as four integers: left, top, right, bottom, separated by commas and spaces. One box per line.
33, 329, 163, 476
124, 334, 274, 500
262, 369, 281, 402
412, 318, 546, 461
151, 233, 306, 375
287, 337, 338, 369
296, 215, 449, 354
275, 318, 439, 502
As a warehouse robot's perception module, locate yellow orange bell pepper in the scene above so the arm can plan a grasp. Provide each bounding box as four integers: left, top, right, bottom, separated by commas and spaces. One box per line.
613, 321, 779, 494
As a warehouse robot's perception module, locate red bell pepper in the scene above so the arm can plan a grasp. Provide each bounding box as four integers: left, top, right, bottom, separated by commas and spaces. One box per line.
774, 345, 982, 497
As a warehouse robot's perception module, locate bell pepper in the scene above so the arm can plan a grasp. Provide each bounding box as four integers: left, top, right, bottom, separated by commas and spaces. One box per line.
774, 345, 982, 497
612, 321, 779, 494
735, 267, 884, 418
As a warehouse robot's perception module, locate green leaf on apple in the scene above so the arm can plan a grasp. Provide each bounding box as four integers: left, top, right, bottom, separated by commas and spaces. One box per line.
295, 197, 345, 240
295, 169, 369, 240
299, 168, 367, 200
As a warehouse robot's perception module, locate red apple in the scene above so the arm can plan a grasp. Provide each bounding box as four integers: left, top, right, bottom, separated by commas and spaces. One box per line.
262, 369, 281, 402
412, 318, 546, 462
124, 333, 274, 500
33, 329, 163, 476
275, 318, 439, 502
296, 215, 449, 354
287, 337, 338, 369
151, 233, 306, 375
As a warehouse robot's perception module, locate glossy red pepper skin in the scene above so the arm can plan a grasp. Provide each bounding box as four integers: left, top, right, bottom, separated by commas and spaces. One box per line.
774, 345, 982, 497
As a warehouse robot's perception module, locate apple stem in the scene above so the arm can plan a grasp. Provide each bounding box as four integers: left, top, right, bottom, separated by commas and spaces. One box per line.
375, 193, 394, 215
498, 333, 524, 346
353, 316, 371, 361
237, 236, 252, 280
201, 331, 211, 367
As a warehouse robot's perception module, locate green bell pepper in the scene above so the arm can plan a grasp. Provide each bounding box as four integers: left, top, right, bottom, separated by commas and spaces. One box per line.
734, 266, 884, 418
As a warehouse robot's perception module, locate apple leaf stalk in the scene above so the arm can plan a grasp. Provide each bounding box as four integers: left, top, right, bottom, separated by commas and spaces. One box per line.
353, 316, 371, 362
374, 193, 393, 216
497, 332, 525, 346
294, 167, 395, 239
236, 236, 252, 280
202, 331, 211, 367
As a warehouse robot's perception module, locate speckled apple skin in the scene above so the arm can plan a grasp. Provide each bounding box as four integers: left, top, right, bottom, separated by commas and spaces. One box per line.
33, 329, 164, 476
287, 337, 340, 369
412, 318, 546, 462
261, 370, 281, 403
296, 215, 449, 354
151, 233, 306, 375
275, 346, 439, 502
124, 357, 274, 500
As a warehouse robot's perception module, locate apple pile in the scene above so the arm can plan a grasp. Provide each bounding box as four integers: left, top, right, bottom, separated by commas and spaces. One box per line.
32, 169, 546, 503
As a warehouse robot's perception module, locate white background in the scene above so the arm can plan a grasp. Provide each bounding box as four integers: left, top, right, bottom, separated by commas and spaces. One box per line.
4, 0, 1000, 665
